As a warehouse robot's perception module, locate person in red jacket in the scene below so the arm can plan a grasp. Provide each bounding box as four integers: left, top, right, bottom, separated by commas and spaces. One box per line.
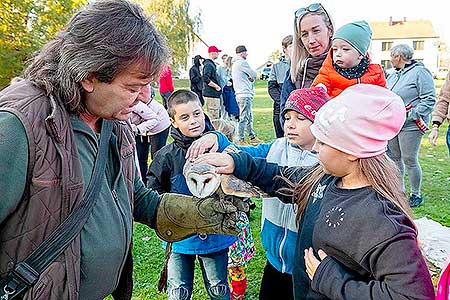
159, 64, 175, 108
312, 20, 386, 98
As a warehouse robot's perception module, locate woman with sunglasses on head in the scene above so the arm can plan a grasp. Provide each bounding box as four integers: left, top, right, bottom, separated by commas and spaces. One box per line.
279, 3, 334, 127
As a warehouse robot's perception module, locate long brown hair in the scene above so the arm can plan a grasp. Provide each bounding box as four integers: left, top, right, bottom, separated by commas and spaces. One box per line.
290, 6, 334, 83
291, 154, 412, 223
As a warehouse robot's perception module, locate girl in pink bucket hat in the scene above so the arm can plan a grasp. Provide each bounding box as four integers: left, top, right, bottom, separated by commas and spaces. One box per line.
193, 84, 434, 299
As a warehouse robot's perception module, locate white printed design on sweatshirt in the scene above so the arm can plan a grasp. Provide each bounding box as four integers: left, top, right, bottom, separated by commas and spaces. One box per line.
325, 206, 345, 228
312, 183, 326, 203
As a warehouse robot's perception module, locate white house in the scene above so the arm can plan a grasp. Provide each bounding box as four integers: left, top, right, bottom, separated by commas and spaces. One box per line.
369, 18, 440, 73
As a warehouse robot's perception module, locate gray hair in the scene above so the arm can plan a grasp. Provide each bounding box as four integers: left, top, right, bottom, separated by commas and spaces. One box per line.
390, 44, 414, 61
23, 0, 170, 113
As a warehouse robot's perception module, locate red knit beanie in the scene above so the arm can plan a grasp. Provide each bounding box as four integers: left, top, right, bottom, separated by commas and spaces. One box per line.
283, 87, 330, 121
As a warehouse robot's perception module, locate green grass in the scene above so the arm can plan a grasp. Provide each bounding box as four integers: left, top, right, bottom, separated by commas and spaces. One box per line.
130, 80, 450, 299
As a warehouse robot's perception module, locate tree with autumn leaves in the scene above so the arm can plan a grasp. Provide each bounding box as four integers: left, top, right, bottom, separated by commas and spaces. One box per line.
0, 0, 200, 88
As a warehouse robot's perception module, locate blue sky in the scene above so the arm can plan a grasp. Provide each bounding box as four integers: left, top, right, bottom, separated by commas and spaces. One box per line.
189, 0, 450, 68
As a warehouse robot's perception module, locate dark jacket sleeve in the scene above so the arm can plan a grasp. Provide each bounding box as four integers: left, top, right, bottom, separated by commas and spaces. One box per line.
312, 232, 435, 300
280, 71, 296, 126
202, 63, 214, 85
133, 166, 160, 228
189, 67, 201, 85
230, 151, 310, 203
146, 151, 171, 193
268, 80, 281, 102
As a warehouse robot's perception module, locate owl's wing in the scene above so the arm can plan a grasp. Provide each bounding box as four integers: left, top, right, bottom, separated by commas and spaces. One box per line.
220, 174, 268, 198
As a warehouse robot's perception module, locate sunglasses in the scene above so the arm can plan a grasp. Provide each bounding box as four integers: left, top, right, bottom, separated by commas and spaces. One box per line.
294, 3, 324, 21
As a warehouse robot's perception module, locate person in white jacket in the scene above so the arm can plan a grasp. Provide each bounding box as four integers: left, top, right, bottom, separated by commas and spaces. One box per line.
130, 84, 170, 183
232, 45, 261, 144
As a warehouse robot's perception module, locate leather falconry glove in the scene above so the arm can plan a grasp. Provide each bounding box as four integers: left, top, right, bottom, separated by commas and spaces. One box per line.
155, 193, 246, 242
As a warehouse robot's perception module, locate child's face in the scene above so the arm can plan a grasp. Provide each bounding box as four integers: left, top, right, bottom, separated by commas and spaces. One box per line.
332, 39, 363, 68
283, 111, 315, 150
171, 101, 205, 138
312, 139, 354, 176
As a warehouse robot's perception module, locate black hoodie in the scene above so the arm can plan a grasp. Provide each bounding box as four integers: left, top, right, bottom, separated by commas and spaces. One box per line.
229, 151, 435, 300
189, 55, 203, 92
202, 59, 222, 98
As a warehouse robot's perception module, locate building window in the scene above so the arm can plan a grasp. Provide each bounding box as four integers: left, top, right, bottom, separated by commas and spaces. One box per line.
413, 40, 424, 50
382, 42, 393, 51
381, 60, 392, 69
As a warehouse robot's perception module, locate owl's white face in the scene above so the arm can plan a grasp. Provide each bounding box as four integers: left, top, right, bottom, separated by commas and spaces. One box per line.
183, 162, 221, 198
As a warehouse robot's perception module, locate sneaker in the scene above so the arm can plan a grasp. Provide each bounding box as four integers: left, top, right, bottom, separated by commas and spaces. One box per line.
249, 136, 263, 145
409, 194, 424, 208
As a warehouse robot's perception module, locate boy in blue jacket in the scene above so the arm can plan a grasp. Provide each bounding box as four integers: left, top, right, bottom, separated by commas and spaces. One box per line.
147, 90, 235, 300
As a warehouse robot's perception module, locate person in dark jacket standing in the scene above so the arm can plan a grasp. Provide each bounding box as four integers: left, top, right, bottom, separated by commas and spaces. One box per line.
0, 2, 245, 299
189, 55, 205, 105
268, 35, 293, 138
202, 46, 222, 119
194, 84, 434, 300
279, 3, 334, 127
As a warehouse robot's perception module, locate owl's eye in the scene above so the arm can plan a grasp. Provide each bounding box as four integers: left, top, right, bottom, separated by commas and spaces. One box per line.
204, 178, 211, 184
191, 178, 197, 186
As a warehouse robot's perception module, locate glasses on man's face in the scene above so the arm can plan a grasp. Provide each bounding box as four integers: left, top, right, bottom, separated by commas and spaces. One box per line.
295, 3, 323, 21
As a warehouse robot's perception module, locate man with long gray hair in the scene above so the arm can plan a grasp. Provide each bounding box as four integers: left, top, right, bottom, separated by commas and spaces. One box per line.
0, 1, 246, 299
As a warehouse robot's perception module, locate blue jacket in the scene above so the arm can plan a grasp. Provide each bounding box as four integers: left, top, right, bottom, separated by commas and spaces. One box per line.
147, 121, 236, 254
215, 134, 318, 274
222, 85, 240, 118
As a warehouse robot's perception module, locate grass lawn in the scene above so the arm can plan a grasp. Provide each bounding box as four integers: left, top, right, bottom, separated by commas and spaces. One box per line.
129, 80, 450, 299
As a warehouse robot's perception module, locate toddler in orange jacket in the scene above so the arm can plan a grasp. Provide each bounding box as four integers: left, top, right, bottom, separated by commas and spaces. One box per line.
312, 20, 386, 98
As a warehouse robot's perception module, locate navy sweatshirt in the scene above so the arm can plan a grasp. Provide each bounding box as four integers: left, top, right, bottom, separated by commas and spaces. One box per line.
230, 151, 434, 300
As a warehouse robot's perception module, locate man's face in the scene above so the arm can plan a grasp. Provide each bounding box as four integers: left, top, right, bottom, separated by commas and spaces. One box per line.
210, 52, 219, 60
240, 51, 248, 59
81, 63, 152, 121
136, 83, 153, 104
171, 101, 205, 138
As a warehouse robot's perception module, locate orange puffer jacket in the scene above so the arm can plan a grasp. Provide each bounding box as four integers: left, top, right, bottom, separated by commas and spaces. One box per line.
312, 50, 386, 98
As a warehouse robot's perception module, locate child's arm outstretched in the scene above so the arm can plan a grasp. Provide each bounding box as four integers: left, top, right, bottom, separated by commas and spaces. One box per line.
185, 131, 272, 161
194, 151, 311, 203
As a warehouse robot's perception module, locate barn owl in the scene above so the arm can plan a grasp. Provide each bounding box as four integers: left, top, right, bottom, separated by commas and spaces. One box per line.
183, 160, 266, 199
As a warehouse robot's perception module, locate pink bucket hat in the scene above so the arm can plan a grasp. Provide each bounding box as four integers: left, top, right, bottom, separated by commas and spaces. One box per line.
310, 84, 406, 158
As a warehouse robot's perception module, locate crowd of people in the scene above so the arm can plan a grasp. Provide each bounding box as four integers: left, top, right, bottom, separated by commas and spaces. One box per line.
0, 0, 449, 300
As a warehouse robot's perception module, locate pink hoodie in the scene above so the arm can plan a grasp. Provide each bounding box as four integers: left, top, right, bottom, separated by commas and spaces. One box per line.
130, 100, 170, 135
437, 255, 450, 300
